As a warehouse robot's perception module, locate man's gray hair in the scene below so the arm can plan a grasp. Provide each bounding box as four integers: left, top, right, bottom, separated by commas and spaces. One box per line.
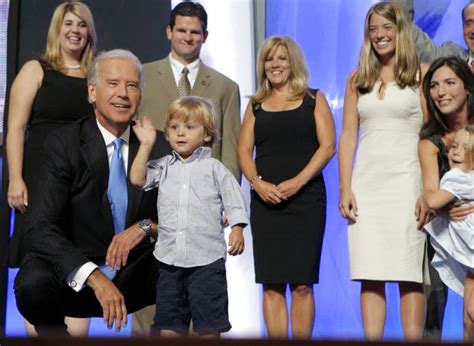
87, 49, 144, 90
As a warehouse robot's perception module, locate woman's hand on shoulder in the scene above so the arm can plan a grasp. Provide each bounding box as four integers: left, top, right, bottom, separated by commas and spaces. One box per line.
253, 179, 286, 205
339, 188, 358, 223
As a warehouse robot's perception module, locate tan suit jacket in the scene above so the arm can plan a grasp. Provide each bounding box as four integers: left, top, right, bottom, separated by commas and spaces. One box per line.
139, 57, 241, 180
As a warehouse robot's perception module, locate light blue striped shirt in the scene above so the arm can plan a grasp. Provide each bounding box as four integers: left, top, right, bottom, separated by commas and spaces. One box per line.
144, 146, 249, 267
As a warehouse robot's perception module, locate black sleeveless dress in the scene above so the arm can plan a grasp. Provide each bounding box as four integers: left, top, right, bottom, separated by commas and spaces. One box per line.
424, 134, 450, 333
6, 63, 93, 267
251, 90, 327, 284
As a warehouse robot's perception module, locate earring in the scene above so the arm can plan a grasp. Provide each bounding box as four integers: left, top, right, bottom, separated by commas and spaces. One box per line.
265, 78, 271, 90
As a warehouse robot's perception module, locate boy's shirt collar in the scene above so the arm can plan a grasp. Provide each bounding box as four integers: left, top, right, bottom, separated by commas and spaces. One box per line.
170, 146, 211, 164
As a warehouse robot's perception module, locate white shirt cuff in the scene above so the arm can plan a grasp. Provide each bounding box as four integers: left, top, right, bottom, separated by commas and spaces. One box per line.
66, 262, 99, 292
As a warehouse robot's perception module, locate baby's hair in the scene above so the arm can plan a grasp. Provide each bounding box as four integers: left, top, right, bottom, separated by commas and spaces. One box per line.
464, 124, 474, 170
164, 96, 217, 147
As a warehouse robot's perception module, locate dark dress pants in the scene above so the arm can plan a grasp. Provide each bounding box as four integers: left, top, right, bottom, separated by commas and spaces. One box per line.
14, 245, 159, 335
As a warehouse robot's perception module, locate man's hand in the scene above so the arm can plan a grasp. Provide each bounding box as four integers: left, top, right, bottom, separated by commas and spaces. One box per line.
86, 269, 127, 332
106, 223, 145, 271
228, 226, 245, 256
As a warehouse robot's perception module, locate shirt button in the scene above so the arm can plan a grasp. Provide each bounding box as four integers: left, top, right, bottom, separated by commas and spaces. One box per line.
183, 184, 187, 188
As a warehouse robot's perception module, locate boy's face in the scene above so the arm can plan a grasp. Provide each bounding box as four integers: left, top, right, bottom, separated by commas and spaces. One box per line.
448, 129, 471, 171
167, 118, 211, 159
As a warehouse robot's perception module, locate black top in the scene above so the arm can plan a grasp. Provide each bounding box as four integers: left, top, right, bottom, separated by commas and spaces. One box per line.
427, 134, 449, 178
6, 63, 93, 267
250, 89, 327, 284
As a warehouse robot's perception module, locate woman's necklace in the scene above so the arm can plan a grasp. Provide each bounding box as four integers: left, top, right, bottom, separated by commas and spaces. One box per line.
65, 64, 81, 69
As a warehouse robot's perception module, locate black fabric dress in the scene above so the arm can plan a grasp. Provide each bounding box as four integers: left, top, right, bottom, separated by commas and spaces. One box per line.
424, 134, 449, 337
251, 90, 326, 284
6, 63, 93, 267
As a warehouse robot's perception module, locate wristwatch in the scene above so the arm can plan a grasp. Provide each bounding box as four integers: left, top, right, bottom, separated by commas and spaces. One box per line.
138, 219, 152, 237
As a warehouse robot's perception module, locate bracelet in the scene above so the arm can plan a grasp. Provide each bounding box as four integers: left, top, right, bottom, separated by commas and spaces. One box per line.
250, 175, 262, 190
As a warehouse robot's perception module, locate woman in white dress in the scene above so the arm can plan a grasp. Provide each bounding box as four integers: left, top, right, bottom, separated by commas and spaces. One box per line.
423, 125, 474, 340
338, 2, 429, 340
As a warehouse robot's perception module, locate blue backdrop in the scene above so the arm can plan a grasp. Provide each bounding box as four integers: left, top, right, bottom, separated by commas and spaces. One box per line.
266, 0, 466, 340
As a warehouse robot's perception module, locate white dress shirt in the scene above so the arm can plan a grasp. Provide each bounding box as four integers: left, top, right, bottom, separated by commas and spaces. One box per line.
66, 120, 130, 292
169, 53, 200, 89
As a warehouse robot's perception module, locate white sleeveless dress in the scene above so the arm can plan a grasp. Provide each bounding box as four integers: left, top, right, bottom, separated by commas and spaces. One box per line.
348, 81, 429, 283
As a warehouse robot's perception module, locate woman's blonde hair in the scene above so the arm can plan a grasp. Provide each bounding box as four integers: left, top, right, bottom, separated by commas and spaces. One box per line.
463, 125, 474, 170
42, 1, 97, 74
165, 96, 217, 147
355, 1, 420, 93
252, 35, 310, 103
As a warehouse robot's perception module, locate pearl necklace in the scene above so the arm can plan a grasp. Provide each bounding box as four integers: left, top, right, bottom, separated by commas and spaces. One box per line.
65, 64, 81, 69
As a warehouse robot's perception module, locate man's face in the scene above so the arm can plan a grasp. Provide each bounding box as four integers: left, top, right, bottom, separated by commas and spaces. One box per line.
88, 59, 141, 136
463, 4, 474, 54
167, 15, 208, 65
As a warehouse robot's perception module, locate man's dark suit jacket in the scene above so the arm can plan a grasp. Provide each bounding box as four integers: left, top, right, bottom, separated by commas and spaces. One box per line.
24, 115, 170, 279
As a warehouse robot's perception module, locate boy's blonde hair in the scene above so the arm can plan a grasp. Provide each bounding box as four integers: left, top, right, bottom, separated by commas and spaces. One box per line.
165, 96, 217, 147
464, 125, 474, 170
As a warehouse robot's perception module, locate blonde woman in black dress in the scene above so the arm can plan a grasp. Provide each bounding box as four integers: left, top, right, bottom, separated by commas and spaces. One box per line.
238, 36, 336, 339
6, 1, 96, 336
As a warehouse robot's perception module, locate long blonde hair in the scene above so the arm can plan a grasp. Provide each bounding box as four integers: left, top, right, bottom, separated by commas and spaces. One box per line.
465, 125, 474, 170
355, 1, 420, 94
42, 1, 97, 75
252, 36, 310, 103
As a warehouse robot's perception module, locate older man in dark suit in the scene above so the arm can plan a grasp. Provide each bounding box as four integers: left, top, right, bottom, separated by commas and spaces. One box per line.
14, 49, 170, 335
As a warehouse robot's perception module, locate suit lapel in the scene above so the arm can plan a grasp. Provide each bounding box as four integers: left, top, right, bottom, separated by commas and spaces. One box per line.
192, 63, 212, 96
158, 58, 180, 101
125, 127, 143, 227
80, 117, 114, 232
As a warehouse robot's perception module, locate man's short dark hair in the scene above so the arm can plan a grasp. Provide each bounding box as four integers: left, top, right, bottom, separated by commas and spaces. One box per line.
169, 2, 208, 32
462, 1, 474, 22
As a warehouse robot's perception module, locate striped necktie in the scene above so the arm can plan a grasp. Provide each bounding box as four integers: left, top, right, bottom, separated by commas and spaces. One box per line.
178, 67, 191, 97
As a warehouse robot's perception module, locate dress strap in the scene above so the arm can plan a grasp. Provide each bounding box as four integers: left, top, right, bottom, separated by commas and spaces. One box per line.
252, 102, 262, 115
306, 88, 319, 110
427, 134, 446, 152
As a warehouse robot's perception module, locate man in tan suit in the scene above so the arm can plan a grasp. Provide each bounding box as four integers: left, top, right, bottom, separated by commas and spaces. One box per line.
133, 2, 241, 335
138, 1, 241, 181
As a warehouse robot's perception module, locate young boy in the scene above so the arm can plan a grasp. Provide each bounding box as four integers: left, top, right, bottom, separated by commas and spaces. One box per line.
130, 96, 248, 337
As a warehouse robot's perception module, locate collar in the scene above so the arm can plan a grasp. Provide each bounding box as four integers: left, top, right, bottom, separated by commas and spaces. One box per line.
169, 146, 211, 164
96, 118, 130, 146
169, 54, 200, 84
